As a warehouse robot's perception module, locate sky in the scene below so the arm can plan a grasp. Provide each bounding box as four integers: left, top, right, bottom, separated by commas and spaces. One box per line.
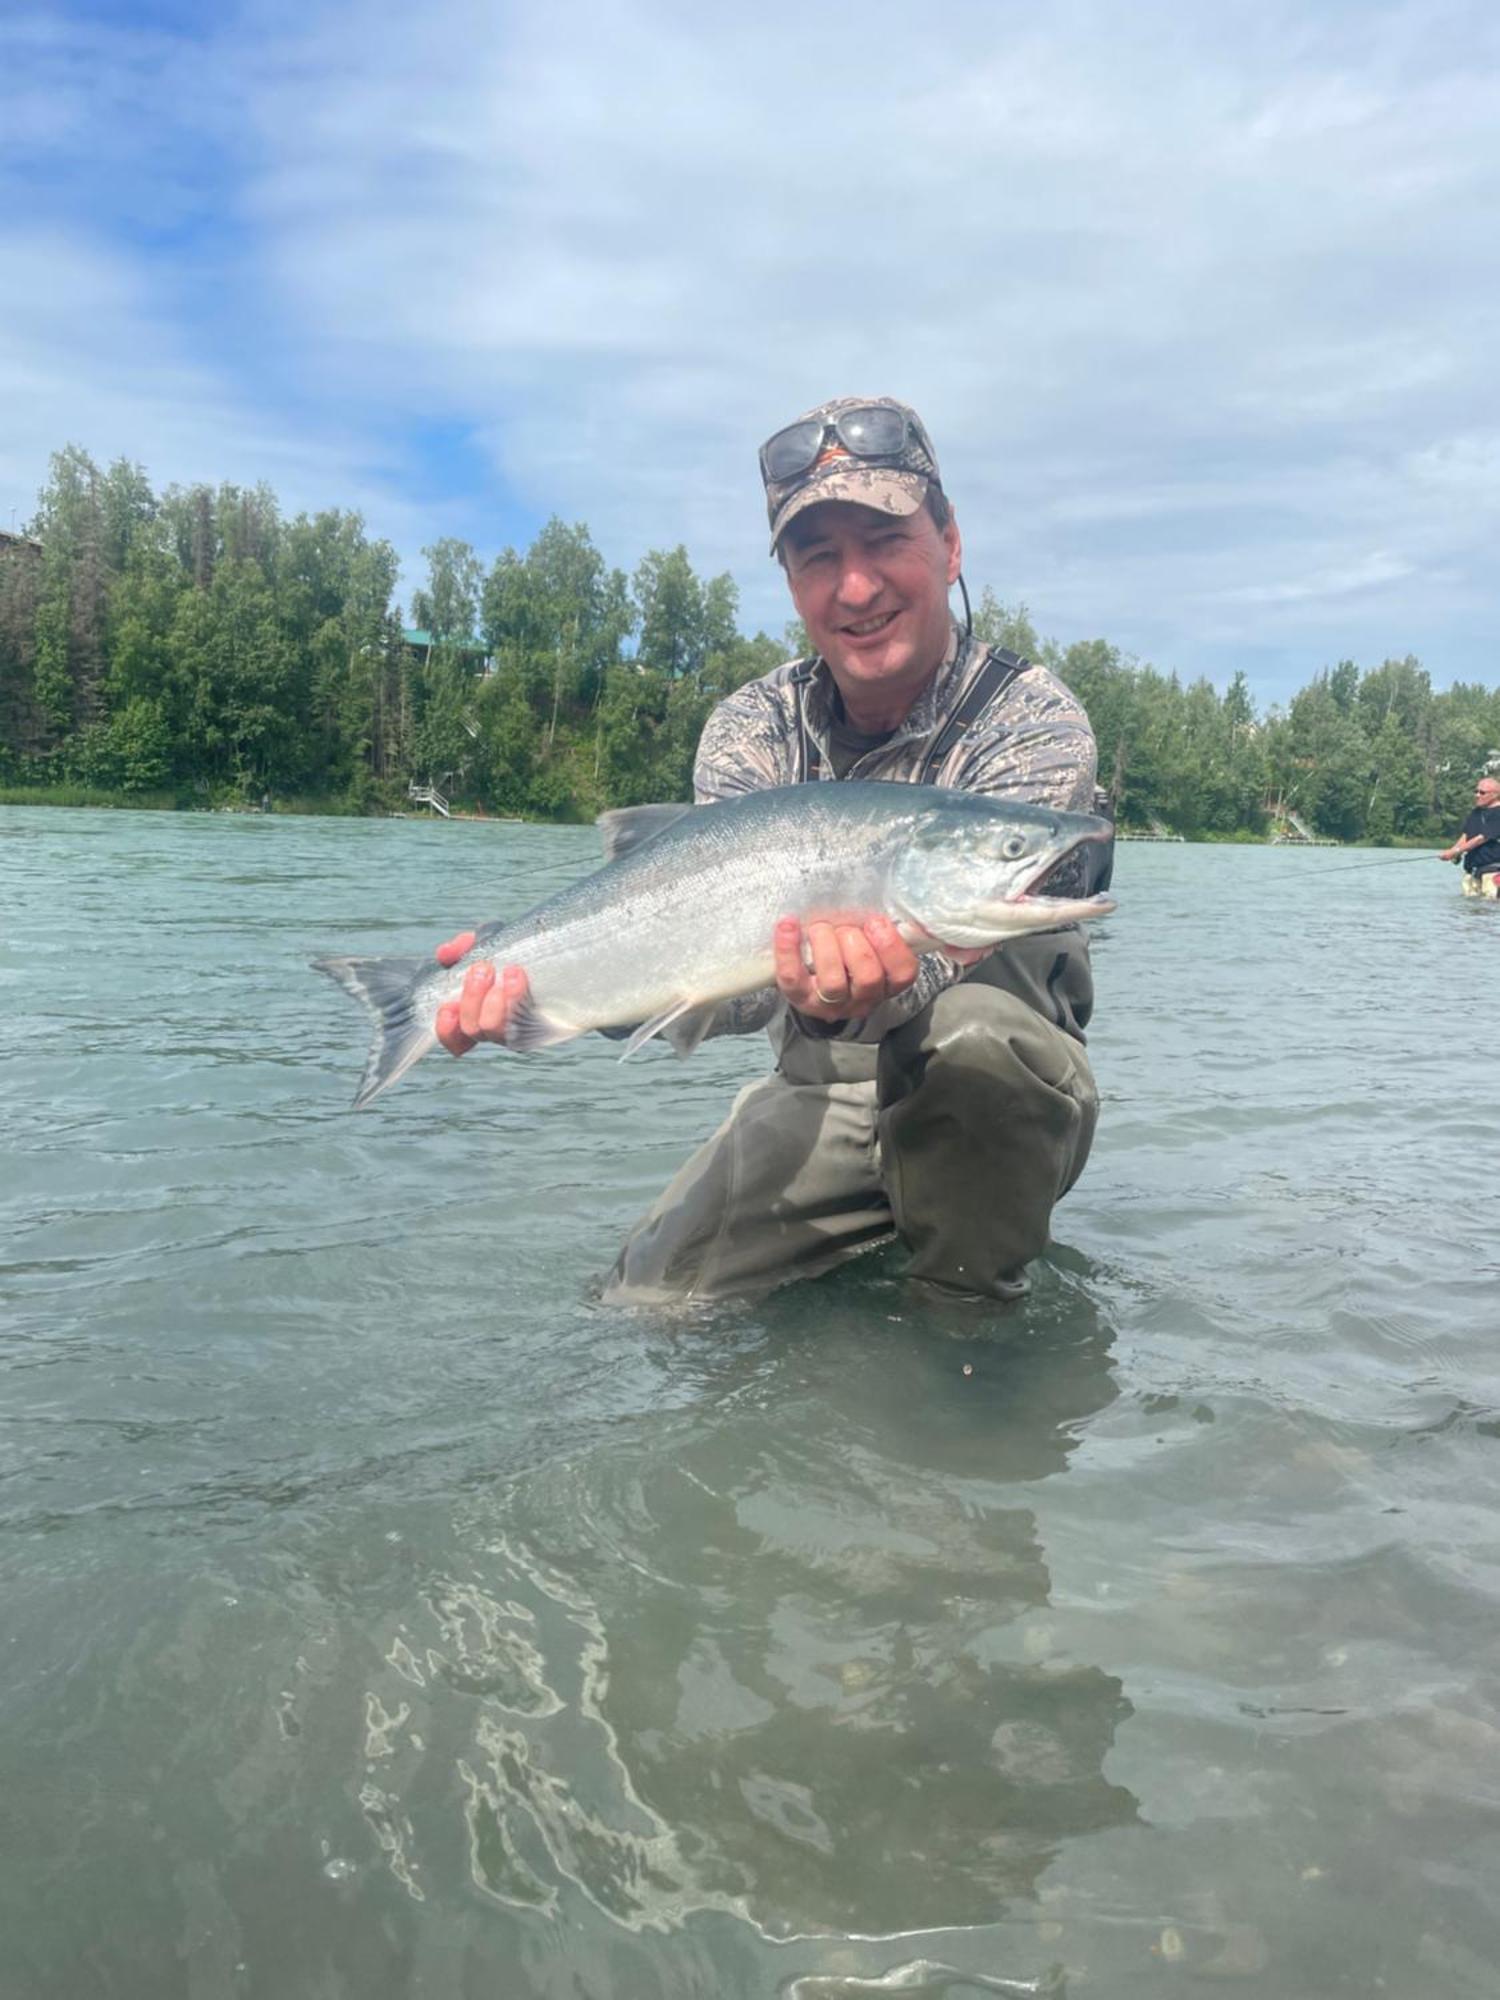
3, 0, 1498, 706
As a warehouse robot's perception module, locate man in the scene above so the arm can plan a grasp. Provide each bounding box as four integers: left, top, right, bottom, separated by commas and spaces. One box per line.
1439, 775, 1500, 898
435, 395, 1106, 1304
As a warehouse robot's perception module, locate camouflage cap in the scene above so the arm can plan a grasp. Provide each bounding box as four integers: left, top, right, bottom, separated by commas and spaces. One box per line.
761, 395, 942, 553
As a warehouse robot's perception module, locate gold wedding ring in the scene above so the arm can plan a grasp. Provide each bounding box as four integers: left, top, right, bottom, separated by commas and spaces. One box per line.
812, 984, 840, 1006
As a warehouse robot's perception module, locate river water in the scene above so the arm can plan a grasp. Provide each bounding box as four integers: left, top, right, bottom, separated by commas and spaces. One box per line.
2, 805, 1498, 1998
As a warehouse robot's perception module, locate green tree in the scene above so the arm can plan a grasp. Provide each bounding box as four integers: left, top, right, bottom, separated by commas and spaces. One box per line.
971, 589, 1040, 658
1270, 675, 1372, 839
1327, 658, 1359, 713
11, 432, 1500, 836
414, 537, 482, 644
109, 696, 172, 793
168, 558, 294, 794
634, 546, 706, 680
1364, 712, 1428, 842
26, 445, 112, 738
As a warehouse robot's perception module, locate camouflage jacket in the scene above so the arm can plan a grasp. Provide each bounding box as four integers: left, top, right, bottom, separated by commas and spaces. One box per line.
693, 620, 1098, 1046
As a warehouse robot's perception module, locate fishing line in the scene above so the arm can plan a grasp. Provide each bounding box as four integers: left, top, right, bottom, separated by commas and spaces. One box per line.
1274, 849, 1446, 879
1128, 841, 1445, 880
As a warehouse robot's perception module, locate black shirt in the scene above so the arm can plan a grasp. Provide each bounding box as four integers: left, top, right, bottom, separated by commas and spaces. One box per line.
826, 713, 895, 778
1461, 804, 1500, 872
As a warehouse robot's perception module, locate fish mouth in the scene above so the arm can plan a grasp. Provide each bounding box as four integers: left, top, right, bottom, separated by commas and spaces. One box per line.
1015, 825, 1115, 905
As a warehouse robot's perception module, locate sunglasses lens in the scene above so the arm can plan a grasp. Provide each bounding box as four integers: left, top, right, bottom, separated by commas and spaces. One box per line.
762, 421, 827, 483
837, 406, 908, 457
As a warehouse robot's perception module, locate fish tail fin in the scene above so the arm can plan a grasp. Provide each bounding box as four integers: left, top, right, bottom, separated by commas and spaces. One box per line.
314, 954, 436, 1109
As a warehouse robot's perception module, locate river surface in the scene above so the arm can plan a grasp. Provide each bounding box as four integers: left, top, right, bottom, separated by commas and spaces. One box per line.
2, 805, 1498, 1998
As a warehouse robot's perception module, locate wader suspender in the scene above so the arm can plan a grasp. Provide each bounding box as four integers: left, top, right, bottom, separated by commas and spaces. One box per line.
794, 668, 824, 783
916, 646, 1028, 780
796, 646, 1031, 784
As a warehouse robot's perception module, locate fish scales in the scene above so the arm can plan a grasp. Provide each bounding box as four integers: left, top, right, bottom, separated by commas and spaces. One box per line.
315, 782, 1114, 1109
428, 787, 930, 1040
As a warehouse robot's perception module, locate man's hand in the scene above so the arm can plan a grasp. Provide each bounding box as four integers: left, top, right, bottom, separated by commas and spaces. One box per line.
772, 915, 921, 1024
433, 931, 530, 1055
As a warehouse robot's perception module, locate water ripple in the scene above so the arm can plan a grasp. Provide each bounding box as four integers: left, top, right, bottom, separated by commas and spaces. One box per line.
3, 811, 1500, 1995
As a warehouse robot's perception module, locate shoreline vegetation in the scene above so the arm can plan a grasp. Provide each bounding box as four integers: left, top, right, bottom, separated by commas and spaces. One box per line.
4, 444, 1496, 844
0, 784, 1440, 851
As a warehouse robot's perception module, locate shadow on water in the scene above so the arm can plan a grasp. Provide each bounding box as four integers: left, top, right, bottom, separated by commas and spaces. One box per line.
362, 1254, 1141, 1953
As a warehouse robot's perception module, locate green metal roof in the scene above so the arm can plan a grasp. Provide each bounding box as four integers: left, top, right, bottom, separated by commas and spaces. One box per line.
402, 628, 487, 652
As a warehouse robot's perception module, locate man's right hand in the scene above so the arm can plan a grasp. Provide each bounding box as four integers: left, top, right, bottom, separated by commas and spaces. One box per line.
772, 914, 921, 1023
433, 931, 531, 1055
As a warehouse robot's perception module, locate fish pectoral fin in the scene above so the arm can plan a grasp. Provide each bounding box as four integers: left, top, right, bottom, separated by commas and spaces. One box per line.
502, 989, 581, 1054
595, 801, 696, 862
618, 997, 719, 1060
660, 1001, 720, 1058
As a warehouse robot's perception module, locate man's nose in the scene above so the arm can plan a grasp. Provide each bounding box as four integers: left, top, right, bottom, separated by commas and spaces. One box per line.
833, 554, 881, 604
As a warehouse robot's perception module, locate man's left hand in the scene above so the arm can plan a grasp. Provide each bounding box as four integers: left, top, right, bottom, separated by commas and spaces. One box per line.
773, 915, 920, 1023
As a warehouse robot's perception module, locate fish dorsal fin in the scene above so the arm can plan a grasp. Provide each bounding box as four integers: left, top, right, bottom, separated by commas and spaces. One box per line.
596, 801, 695, 863
618, 997, 720, 1060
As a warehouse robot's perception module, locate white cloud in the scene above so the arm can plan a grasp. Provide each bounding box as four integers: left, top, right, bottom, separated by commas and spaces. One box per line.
1407, 432, 1500, 507
4, 0, 1500, 694
0, 226, 447, 562
1207, 551, 1418, 609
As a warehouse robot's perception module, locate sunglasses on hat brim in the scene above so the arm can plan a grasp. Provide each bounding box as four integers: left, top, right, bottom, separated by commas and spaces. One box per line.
759, 405, 927, 488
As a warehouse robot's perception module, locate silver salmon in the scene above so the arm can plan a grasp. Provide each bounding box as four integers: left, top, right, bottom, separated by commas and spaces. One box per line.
316, 781, 1115, 1109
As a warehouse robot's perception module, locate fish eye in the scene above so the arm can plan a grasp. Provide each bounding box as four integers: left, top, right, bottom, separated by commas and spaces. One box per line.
1002, 835, 1028, 860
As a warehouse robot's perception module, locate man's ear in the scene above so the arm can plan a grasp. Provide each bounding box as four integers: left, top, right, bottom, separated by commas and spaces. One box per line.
943, 515, 962, 586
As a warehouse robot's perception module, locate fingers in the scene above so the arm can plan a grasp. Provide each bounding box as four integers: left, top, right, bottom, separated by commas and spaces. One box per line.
435, 929, 477, 969
772, 915, 921, 1021
808, 921, 854, 1009
861, 915, 920, 993
437, 961, 530, 1057
772, 917, 807, 999
457, 960, 497, 1041
435, 1000, 475, 1057
435, 932, 481, 1049
822, 917, 920, 1011
772, 918, 844, 1019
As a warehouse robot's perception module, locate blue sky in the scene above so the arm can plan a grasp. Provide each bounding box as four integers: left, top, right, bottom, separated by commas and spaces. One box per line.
3, 0, 1498, 705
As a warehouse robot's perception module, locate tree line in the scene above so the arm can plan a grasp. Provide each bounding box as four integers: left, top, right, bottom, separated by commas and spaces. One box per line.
2, 445, 1496, 840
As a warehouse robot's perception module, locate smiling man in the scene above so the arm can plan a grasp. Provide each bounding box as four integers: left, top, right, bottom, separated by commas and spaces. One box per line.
439, 395, 1108, 1306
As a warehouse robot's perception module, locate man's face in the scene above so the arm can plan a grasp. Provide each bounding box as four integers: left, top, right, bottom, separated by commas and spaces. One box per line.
1478, 782, 1500, 809
780, 499, 961, 705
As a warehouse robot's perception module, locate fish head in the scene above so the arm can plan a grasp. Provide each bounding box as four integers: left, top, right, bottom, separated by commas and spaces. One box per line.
890, 797, 1116, 948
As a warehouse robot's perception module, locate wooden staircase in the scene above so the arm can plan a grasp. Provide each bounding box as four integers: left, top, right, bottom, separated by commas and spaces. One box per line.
407, 782, 450, 817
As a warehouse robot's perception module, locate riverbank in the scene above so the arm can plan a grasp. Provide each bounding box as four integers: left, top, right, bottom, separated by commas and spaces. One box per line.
1, 786, 1450, 849
0, 783, 550, 823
